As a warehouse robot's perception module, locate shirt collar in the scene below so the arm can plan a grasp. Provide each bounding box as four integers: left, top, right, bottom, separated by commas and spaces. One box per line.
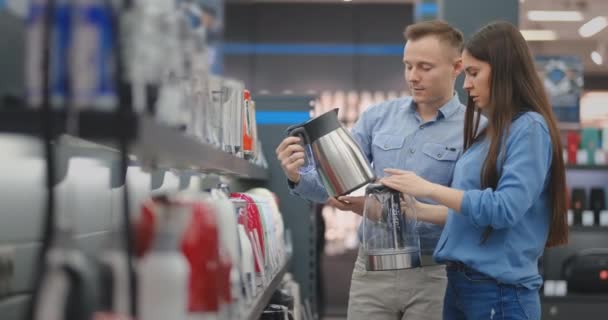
438, 93, 462, 120
407, 92, 461, 121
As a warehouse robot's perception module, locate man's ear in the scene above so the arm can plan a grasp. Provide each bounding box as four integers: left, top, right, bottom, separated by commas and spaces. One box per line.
453, 57, 463, 77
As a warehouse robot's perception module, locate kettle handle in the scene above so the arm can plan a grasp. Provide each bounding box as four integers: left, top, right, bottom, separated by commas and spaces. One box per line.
288, 127, 315, 173
288, 127, 310, 145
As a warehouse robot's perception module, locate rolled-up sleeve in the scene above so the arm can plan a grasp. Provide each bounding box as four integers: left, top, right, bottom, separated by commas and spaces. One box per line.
289, 169, 329, 203
460, 120, 552, 229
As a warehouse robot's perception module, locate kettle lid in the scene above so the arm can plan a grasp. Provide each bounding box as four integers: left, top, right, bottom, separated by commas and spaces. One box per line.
365, 183, 398, 194
286, 108, 341, 143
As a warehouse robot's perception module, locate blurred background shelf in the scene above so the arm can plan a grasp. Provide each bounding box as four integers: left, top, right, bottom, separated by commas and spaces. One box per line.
0, 109, 137, 139
566, 164, 608, 171
569, 226, 608, 232
542, 293, 608, 303
0, 109, 268, 180
557, 122, 582, 131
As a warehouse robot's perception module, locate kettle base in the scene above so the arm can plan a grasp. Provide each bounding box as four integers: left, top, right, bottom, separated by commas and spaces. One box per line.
365, 252, 421, 271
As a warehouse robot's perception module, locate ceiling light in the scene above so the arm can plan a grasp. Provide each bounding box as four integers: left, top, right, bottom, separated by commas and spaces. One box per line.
520, 29, 558, 41
591, 51, 603, 65
527, 10, 583, 22
579, 16, 608, 38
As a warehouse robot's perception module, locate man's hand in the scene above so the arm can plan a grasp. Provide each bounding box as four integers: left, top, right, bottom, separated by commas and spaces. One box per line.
327, 196, 365, 216
275, 136, 306, 183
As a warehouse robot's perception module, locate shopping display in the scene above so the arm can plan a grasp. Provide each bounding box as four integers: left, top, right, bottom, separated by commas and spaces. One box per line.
568, 187, 608, 227
4, 1, 608, 319
0, 1, 304, 319
134, 186, 293, 320
566, 128, 608, 165
23, 0, 268, 168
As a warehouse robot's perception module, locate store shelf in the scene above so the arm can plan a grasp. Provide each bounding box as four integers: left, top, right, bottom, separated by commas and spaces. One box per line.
558, 122, 582, 131
244, 258, 290, 320
569, 226, 608, 232
542, 293, 608, 303
129, 116, 268, 180
566, 164, 608, 171
0, 109, 137, 139
0, 109, 268, 180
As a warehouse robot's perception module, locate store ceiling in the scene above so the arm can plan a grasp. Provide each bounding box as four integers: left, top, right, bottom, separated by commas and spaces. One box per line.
227, 0, 416, 3
521, 0, 608, 75
227, 0, 608, 75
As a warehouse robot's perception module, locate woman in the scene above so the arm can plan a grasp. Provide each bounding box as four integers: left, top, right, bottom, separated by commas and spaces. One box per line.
381, 21, 567, 320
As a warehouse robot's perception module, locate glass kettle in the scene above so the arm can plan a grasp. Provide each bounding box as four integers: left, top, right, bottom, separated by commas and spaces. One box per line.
362, 183, 421, 271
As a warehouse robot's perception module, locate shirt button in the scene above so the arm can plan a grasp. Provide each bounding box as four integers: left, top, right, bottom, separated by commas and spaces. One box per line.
437, 153, 443, 158
419, 125, 424, 129
410, 149, 415, 154
384, 144, 389, 148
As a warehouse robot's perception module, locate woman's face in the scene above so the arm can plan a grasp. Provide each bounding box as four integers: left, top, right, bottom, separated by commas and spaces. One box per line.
462, 50, 492, 109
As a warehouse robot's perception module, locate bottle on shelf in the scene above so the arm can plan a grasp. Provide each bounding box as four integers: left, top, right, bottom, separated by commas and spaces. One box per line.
581, 128, 600, 165
590, 188, 606, 226
25, 0, 72, 109
138, 198, 190, 320
243, 90, 254, 160
70, 0, 118, 111
571, 188, 587, 226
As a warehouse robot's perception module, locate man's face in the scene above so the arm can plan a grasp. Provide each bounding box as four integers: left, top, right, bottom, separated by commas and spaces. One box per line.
403, 36, 461, 106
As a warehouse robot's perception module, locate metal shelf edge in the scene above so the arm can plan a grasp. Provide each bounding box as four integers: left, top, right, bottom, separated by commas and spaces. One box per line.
0, 110, 269, 180
245, 258, 290, 320
136, 116, 269, 180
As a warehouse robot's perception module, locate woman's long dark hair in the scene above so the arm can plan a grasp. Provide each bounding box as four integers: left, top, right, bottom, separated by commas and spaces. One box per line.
463, 21, 567, 247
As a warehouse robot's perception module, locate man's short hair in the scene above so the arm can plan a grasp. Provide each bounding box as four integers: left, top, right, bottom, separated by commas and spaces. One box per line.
404, 20, 464, 53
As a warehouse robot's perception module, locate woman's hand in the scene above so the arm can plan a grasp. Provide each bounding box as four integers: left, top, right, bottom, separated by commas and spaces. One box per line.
380, 169, 438, 198
381, 169, 465, 216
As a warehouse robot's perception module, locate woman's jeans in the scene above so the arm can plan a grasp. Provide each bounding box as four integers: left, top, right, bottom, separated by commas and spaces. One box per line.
443, 262, 541, 320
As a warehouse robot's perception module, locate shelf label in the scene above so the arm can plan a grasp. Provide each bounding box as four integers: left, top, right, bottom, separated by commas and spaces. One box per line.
582, 210, 595, 226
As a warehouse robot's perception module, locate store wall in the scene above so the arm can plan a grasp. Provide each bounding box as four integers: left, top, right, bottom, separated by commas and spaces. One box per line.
0, 10, 25, 100
438, 0, 519, 102
223, 2, 414, 94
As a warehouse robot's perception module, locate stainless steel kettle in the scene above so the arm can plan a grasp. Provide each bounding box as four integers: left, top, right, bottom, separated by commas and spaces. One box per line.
286, 108, 375, 197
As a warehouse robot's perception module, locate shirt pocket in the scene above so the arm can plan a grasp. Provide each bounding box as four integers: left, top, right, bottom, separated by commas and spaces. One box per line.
372, 134, 406, 171
421, 142, 460, 185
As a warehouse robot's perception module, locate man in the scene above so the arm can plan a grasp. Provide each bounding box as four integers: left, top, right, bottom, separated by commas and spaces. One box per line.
276, 20, 469, 320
